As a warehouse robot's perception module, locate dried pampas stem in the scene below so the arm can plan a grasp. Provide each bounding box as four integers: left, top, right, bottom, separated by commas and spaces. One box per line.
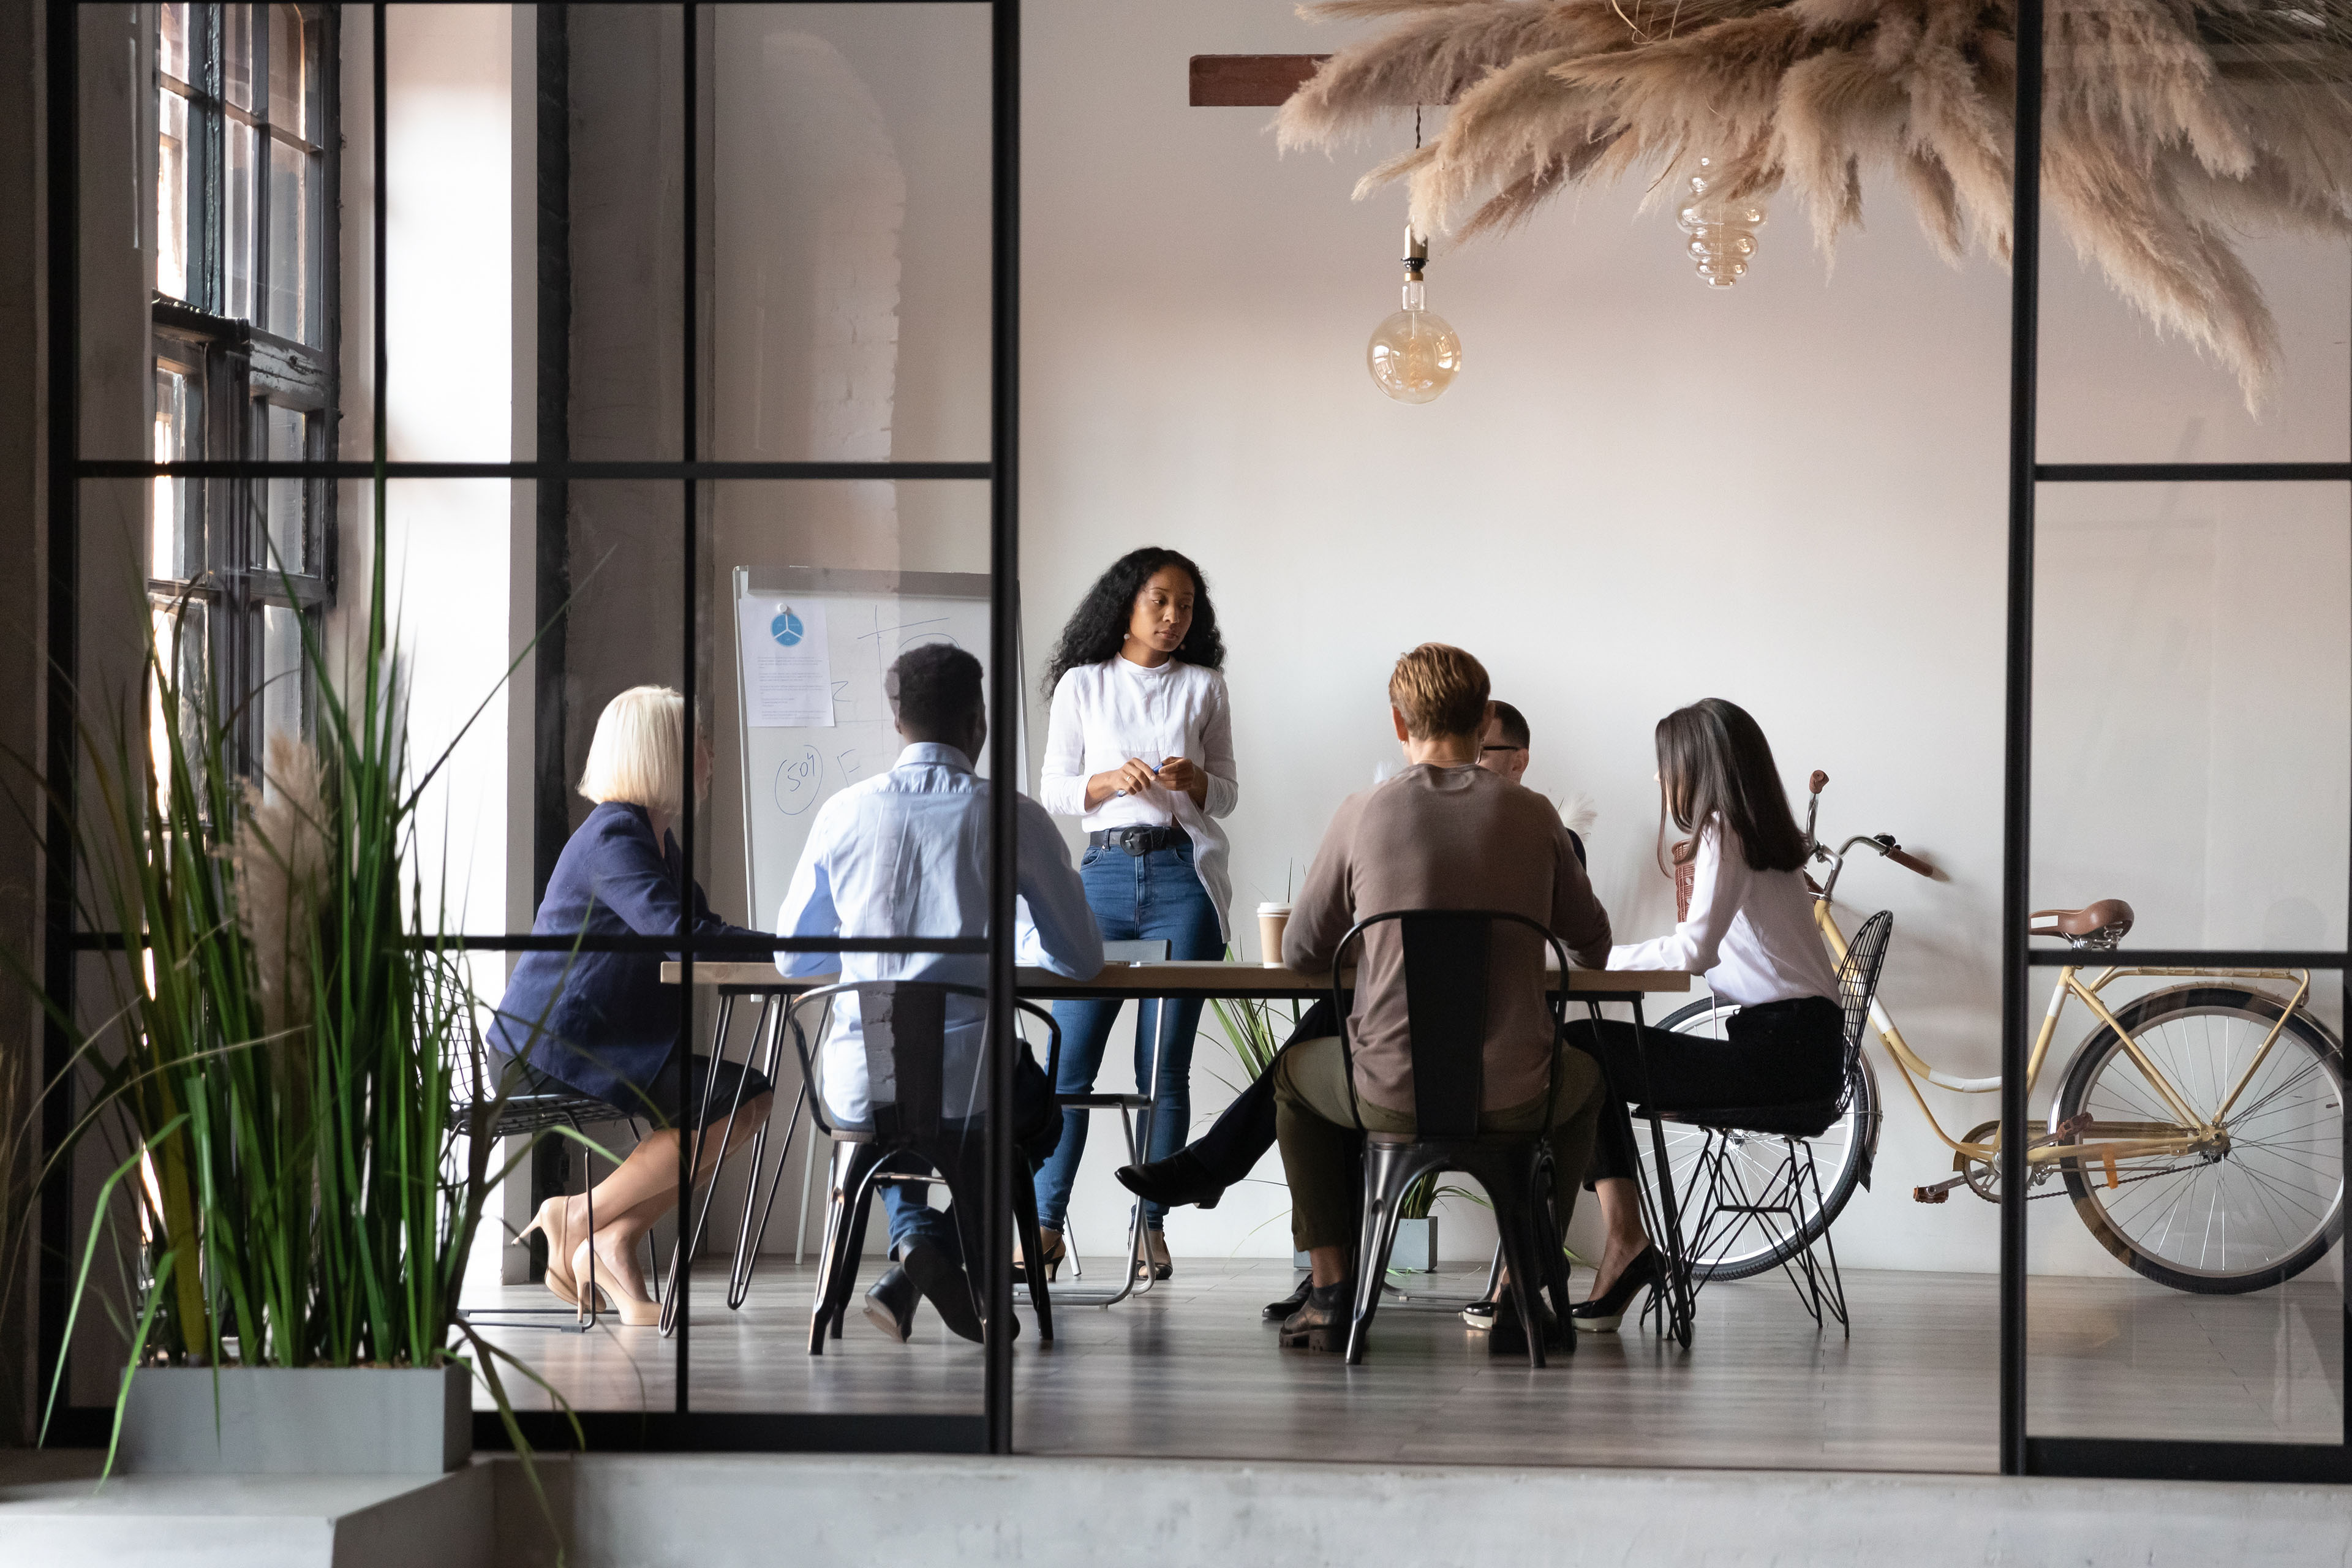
1276, 0, 2352, 406
232, 734, 330, 1050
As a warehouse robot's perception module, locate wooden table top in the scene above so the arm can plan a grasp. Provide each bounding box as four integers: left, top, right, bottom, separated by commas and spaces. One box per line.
659, 960, 1691, 995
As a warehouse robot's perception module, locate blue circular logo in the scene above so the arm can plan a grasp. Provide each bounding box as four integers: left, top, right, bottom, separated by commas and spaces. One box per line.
770, 609, 806, 648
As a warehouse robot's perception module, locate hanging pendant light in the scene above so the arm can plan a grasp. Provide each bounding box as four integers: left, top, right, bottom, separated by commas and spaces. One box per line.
1366, 228, 1463, 404
1675, 157, 1767, 288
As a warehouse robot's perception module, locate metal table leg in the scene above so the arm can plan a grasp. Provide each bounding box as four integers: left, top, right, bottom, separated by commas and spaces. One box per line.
1626, 996, 1696, 1348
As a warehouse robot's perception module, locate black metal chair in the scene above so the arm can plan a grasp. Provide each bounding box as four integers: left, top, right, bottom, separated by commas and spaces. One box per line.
786, 981, 1062, 1354
1332, 910, 1580, 1368
1665, 909, 1893, 1332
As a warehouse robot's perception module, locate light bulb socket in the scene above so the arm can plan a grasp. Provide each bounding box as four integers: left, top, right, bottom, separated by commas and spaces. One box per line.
1401, 226, 1430, 276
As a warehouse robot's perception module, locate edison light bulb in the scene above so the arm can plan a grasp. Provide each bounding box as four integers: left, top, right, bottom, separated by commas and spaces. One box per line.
1367, 229, 1462, 403
1675, 157, 1767, 288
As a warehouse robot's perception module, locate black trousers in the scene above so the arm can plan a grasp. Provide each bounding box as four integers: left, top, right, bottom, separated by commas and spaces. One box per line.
1572, 995, 1845, 1183
1180, 997, 1341, 1185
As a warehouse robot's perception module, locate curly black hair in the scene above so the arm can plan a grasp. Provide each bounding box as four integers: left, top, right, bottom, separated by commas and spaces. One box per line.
1042, 547, 1224, 698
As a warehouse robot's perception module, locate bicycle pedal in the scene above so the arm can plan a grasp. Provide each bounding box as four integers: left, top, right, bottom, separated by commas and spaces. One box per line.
1912, 1185, 1950, 1204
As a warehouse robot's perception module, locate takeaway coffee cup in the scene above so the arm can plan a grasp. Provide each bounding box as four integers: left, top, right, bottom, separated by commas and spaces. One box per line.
1258, 902, 1292, 969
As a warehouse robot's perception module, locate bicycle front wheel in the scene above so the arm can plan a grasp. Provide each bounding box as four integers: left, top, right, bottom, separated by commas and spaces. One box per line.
2054, 984, 2344, 1294
1650, 997, 1881, 1283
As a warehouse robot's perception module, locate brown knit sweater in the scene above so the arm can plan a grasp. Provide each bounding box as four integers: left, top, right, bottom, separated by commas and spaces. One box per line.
1282, 763, 1613, 1114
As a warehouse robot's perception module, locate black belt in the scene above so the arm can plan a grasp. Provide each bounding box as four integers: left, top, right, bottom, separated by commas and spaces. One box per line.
1090, 824, 1183, 856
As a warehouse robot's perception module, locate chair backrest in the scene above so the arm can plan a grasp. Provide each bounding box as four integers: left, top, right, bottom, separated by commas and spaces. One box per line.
783, 980, 1061, 1141
1833, 910, 1894, 1115
1331, 909, 1572, 1140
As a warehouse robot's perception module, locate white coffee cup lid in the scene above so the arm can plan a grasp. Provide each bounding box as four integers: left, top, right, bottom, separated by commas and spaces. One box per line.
1257, 902, 1292, 915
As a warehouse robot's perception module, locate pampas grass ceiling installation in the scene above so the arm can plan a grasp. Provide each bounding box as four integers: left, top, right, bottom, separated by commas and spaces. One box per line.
1273, 0, 2352, 405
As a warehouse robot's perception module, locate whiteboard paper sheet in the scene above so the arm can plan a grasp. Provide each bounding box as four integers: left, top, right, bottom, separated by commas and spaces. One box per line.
737, 597, 836, 728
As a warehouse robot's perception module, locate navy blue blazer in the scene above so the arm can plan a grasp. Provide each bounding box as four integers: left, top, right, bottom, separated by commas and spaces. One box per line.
488, 801, 763, 1109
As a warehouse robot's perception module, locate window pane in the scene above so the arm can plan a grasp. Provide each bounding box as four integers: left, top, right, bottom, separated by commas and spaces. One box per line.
224, 1, 255, 111
153, 365, 202, 581
157, 89, 192, 302
710, 3, 993, 464
260, 402, 309, 575
159, 2, 192, 81
268, 2, 308, 140
261, 604, 306, 771
266, 138, 312, 341
225, 119, 258, 322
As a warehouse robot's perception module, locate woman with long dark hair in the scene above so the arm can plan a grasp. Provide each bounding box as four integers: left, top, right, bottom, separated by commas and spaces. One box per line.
1545, 697, 1842, 1332
1031, 547, 1237, 1281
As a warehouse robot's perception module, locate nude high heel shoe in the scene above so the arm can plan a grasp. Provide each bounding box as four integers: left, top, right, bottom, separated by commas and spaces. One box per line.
516, 1196, 585, 1310
575, 1237, 662, 1327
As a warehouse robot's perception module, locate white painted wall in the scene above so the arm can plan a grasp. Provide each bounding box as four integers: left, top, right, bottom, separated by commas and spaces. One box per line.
376, 6, 517, 1298
1017, 0, 2351, 1277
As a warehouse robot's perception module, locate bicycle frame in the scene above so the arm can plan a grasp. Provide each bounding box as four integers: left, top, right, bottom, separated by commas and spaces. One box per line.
1815, 897, 2313, 1177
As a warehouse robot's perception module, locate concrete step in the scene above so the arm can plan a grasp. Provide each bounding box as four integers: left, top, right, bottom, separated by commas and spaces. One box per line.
0, 1449, 490, 1568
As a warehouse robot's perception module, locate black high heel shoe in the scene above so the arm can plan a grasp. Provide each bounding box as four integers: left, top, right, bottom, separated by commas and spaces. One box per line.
1115, 1150, 1225, 1212
1569, 1244, 1662, 1334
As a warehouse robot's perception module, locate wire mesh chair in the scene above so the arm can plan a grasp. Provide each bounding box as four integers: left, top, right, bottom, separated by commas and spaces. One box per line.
1667, 908, 1893, 1332
450, 1049, 642, 1332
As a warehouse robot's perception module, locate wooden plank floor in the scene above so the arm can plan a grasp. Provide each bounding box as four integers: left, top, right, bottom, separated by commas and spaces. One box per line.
469, 1257, 2340, 1471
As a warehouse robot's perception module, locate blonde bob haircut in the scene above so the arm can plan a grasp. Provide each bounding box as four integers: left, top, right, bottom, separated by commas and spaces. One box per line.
1389, 643, 1490, 741
578, 685, 688, 816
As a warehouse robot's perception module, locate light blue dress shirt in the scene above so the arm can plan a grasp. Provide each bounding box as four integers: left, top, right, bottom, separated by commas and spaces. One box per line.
775, 742, 1104, 1124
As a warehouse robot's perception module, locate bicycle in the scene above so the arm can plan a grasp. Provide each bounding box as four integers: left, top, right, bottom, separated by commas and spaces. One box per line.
1652, 772, 2345, 1295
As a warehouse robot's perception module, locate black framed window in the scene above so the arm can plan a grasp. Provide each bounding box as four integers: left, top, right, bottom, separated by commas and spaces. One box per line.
151, 1, 337, 777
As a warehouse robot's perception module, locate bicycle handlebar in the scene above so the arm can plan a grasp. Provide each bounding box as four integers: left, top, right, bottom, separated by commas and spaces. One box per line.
1885, 846, 1936, 878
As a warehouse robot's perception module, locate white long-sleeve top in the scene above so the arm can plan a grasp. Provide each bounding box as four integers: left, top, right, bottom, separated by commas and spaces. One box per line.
1037, 656, 1238, 940
775, 744, 1104, 1125
1610, 818, 1839, 1008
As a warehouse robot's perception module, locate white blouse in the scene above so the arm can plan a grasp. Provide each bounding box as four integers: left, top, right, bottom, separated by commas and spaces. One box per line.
1611, 818, 1839, 1008
1038, 657, 1238, 940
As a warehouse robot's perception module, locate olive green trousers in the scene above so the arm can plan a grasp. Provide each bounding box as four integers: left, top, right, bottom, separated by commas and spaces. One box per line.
1271, 1035, 1604, 1254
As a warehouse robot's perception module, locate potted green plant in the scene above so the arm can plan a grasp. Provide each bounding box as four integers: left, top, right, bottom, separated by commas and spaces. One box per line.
11, 503, 563, 1477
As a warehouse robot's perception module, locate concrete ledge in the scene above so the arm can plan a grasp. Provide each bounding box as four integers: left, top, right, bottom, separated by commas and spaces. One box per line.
0, 1449, 492, 1568
486, 1452, 2352, 1567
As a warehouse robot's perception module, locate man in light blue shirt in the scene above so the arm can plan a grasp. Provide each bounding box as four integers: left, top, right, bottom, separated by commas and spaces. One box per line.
776, 644, 1102, 1343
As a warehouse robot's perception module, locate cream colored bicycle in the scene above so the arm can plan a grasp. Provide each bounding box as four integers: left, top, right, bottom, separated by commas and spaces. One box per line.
1656, 774, 2344, 1295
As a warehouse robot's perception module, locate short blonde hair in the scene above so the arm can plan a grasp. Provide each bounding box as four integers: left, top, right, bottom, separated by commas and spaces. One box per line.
578, 685, 686, 816
1389, 643, 1490, 741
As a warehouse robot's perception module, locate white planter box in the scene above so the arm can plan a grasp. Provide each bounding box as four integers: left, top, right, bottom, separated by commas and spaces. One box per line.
1389, 1217, 1438, 1273
119, 1363, 472, 1474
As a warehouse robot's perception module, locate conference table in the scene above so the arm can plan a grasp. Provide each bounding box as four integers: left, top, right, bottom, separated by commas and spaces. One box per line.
661, 960, 1698, 1343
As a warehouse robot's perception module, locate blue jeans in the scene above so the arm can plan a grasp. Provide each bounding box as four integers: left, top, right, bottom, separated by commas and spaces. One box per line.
1033, 841, 1223, 1231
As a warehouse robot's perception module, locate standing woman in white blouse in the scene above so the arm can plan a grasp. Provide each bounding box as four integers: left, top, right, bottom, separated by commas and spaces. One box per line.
1565, 698, 1842, 1332
1032, 548, 1238, 1281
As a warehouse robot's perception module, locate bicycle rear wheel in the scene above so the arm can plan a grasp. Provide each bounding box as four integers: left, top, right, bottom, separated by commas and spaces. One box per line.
2054, 984, 2344, 1294
1650, 998, 1881, 1282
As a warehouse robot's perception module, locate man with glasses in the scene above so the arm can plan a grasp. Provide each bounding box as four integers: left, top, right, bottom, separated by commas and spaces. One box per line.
1117, 688, 1597, 1324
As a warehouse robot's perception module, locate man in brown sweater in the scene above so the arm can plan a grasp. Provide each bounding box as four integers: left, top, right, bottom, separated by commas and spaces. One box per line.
1272, 643, 1612, 1352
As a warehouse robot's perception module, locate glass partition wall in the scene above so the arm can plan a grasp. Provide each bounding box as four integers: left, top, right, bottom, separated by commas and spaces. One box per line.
38, 0, 2352, 1485
43, 0, 1022, 1453
2004, 0, 2351, 1482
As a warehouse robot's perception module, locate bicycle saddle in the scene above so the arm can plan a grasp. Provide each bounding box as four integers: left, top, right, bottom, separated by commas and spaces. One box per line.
2029, 899, 2135, 948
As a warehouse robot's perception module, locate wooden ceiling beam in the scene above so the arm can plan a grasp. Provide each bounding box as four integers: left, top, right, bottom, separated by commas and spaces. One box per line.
1188, 55, 1327, 107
